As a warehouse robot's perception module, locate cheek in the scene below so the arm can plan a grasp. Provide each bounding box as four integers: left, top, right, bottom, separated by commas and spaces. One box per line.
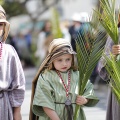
68, 61, 72, 66
53, 61, 59, 68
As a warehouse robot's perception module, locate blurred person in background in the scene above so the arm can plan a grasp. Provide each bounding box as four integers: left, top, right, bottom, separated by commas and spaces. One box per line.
69, 13, 82, 52
69, 12, 91, 52
7, 34, 18, 52
60, 20, 71, 43
16, 32, 34, 67
16, 33, 29, 67
36, 21, 52, 64
24, 30, 32, 52
0, 5, 25, 120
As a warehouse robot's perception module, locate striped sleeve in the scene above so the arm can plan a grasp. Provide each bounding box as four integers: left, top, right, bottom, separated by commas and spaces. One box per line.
32, 74, 55, 117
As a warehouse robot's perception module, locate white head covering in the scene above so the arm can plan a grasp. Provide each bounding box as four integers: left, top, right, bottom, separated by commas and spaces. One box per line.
72, 13, 81, 22
79, 12, 90, 23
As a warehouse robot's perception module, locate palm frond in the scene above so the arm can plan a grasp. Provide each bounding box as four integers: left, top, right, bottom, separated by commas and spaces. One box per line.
74, 22, 107, 119
95, 0, 120, 105
51, 7, 63, 39
94, 0, 119, 44
104, 53, 120, 103
76, 26, 107, 94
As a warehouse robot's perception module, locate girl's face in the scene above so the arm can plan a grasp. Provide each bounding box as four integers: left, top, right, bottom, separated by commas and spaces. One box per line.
53, 54, 72, 72
0, 22, 4, 37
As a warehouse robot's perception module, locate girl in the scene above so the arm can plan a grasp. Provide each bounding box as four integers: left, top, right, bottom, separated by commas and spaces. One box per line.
30, 38, 99, 120
0, 5, 25, 120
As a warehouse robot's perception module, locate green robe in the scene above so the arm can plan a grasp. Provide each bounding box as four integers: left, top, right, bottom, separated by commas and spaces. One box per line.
32, 70, 99, 120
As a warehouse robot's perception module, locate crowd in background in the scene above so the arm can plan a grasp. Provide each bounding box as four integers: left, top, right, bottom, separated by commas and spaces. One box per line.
7, 12, 105, 86
7, 31, 34, 68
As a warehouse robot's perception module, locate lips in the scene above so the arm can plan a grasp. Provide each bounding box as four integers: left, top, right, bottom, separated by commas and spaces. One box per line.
61, 67, 67, 69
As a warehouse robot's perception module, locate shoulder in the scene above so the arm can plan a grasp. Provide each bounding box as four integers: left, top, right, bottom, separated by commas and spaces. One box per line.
71, 70, 79, 80
4, 44, 17, 55
40, 70, 57, 80
71, 70, 79, 75
3, 44, 20, 61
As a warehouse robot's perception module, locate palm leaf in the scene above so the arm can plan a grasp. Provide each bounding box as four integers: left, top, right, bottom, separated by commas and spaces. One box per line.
51, 7, 63, 39
95, 0, 120, 106
74, 22, 107, 119
104, 53, 120, 103
94, 0, 119, 44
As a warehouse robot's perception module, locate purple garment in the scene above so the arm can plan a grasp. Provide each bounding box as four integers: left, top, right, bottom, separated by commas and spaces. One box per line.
98, 37, 120, 120
0, 43, 25, 120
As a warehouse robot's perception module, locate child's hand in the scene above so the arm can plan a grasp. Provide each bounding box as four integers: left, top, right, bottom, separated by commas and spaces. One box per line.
76, 95, 88, 105
112, 45, 120, 55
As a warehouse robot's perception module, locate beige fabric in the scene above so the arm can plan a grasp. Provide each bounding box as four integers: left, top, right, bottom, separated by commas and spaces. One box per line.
0, 5, 10, 42
34, 38, 76, 82
29, 38, 76, 120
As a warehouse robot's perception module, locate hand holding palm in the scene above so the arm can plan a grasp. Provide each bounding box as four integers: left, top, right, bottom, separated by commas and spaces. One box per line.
76, 95, 88, 105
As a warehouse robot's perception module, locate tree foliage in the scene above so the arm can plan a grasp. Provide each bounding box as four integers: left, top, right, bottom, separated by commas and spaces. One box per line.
3, 1, 27, 18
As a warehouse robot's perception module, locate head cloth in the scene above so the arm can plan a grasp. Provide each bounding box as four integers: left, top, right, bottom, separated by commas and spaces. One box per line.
0, 5, 10, 42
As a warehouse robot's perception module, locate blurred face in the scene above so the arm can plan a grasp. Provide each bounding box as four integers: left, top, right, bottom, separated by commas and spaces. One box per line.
53, 54, 72, 72
0, 22, 4, 37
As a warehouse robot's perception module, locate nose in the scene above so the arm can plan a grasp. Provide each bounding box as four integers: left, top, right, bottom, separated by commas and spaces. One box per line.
63, 61, 67, 66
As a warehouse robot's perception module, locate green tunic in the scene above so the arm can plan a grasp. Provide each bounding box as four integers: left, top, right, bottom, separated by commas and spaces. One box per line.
32, 70, 99, 120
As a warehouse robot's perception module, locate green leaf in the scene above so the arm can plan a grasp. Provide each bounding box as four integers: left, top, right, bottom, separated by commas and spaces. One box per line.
74, 23, 107, 120
95, 0, 120, 44
104, 53, 120, 104
51, 7, 63, 39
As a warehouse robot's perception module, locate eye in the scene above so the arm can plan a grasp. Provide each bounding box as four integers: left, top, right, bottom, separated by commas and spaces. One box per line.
66, 58, 71, 61
57, 59, 62, 62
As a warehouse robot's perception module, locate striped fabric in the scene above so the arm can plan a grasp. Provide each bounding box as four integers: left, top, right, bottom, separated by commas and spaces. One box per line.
32, 70, 99, 120
0, 43, 25, 120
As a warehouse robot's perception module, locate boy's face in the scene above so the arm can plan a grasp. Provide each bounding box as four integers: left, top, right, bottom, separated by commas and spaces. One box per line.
53, 54, 72, 72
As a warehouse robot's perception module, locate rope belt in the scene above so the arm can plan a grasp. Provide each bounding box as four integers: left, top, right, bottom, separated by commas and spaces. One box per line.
54, 102, 76, 120
0, 87, 18, 99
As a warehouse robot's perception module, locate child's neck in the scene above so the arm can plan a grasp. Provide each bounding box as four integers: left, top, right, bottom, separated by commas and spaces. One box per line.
56, 69, 70, 73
